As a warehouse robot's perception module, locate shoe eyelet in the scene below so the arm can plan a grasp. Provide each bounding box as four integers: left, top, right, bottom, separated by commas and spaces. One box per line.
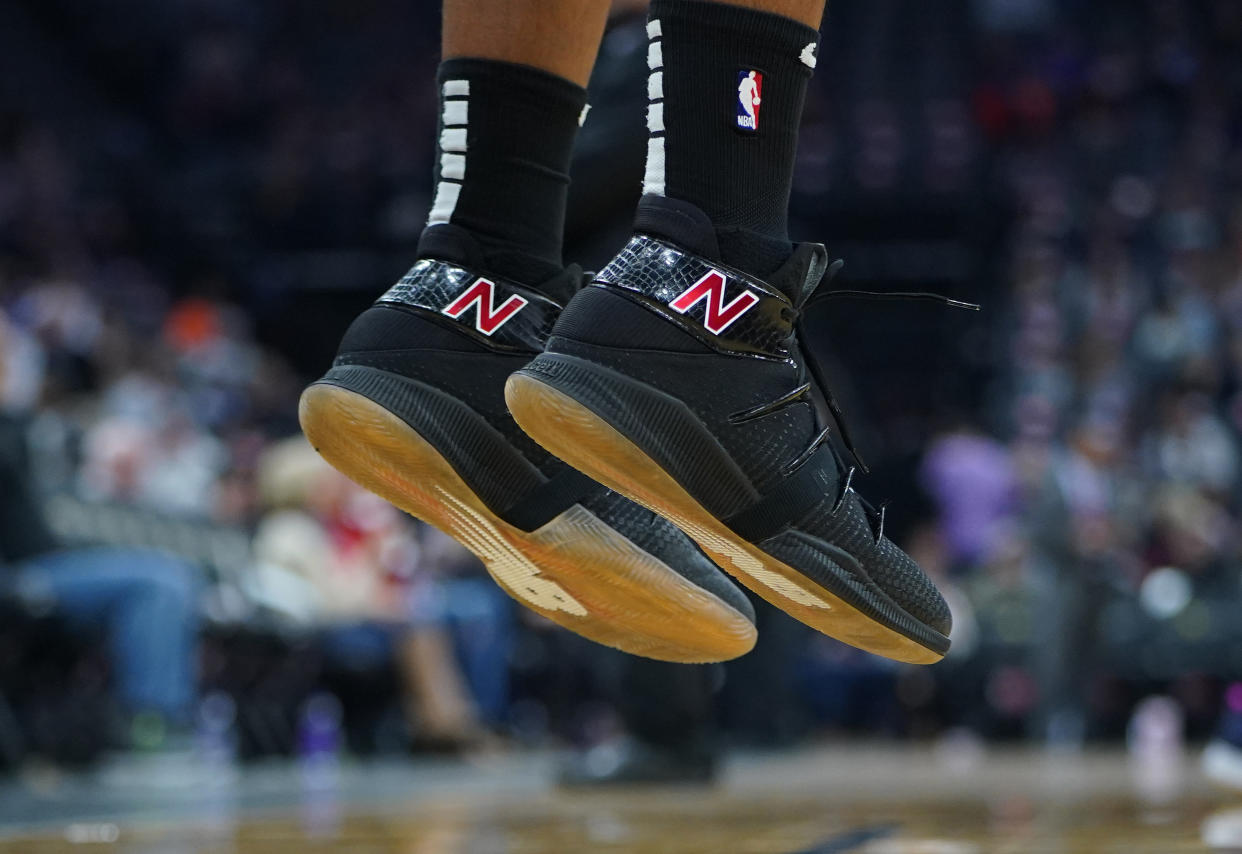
829, 468, 856, 517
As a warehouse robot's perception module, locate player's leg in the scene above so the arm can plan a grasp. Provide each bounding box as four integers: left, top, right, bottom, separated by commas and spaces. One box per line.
509, 0, 961, 664
710, 0, 824, 26
638, 0, 825, 277
299, 1, 757, 664
442, 1, 608, 86
433, 0, 610, 285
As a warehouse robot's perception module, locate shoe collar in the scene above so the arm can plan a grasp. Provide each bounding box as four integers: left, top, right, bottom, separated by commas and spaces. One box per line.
417, 223, 582, 307
631, 195, 833, 306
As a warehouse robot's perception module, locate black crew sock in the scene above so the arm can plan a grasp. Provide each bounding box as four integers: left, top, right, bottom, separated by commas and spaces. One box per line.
423, 58, 587, 289
642, 0, 819, 277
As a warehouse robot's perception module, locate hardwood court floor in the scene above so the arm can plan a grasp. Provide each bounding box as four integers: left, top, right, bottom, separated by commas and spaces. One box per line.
1, 744, 1239, 852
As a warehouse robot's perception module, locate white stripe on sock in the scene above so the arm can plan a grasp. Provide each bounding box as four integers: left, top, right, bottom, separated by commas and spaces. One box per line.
642, 19, 665, 197
440, 152, 465, 181
643, 137, 666, 196
647, 102, 664, 134
647, 71, 663, 101
440, 127, 467, 152
640, 19, 670, 197
430, 82, 469, 225
428, 181, 462, 225
442, 99, 468, 127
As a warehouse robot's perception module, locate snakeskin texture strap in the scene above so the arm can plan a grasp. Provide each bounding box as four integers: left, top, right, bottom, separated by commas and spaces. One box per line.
593, 236, 794, 358
379, 259, 562, 352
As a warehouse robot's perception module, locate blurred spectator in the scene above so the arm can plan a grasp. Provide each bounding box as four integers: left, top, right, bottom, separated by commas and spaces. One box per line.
2, 0, 1242, 754
0, 311, 202, 752
252, 437, 510, 748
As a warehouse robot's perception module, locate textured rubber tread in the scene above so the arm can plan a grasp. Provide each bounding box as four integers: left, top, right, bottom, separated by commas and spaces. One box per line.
299, 382, 756, 663
505, 366, 947, 664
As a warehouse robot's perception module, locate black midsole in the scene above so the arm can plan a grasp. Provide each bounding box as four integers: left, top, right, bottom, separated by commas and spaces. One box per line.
314, 364, 600, 532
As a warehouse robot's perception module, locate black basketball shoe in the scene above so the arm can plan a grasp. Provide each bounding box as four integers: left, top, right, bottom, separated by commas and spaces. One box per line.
299, 225, 756, 663
507, 197, 964, 664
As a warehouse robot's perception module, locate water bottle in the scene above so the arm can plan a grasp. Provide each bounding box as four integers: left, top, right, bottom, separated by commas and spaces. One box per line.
298, 693, 344, 838
195, 691, 240, 787
1128, 694, 1185, 804
298, 693, 343, 787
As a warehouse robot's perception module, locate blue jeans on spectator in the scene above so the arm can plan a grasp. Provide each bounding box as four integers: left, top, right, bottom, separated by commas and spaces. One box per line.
412, 577, 512, 725
321, 577, 513, 726
15, 548, 201, 722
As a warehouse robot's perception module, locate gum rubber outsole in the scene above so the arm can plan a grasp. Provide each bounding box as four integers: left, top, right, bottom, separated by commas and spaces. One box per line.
504, 373, 945, 665
298, 383, 757, 663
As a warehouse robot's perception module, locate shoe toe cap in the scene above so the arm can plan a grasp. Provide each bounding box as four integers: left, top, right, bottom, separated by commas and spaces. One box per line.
871, 539, 953, 638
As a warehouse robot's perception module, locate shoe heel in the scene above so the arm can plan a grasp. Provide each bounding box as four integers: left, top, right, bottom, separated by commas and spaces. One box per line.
301, 378, 757, 663
299, 380, 479, 524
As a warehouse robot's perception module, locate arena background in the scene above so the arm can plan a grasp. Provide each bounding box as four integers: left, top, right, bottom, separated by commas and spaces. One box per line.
3, 0, 1242, 850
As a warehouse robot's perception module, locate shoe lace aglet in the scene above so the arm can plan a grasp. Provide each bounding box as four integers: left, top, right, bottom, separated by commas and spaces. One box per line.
943, 297, 981, 311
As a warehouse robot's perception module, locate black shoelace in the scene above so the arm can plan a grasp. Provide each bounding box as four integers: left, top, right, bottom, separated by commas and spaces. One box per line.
771, 261, 981, 540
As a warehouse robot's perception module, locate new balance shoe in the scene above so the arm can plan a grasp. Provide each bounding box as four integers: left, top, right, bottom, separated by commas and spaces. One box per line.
299, 225, 756, 663
506, 198, 957, 664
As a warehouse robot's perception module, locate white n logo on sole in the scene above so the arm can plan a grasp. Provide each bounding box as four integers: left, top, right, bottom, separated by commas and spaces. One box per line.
435, 488, 587, 616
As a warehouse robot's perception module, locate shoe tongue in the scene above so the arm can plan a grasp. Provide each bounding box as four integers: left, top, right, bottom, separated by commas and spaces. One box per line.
772, 242, 832, 306
416, 223, 581, 305
534, 265, 586, 306
634, 196, 831, 304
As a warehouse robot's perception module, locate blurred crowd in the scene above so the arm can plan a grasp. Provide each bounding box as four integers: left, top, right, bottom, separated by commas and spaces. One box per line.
918, 0, 1242, 742
2, 0, 1242, 766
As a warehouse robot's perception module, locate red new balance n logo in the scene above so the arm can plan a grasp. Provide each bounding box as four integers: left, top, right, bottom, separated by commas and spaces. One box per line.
668, 270, 759, 334
441, 278, 528, 335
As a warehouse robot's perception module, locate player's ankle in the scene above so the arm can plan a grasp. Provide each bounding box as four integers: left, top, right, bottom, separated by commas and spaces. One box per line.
417, 222, 578, 305
640, 0, 820, 278
425, 58, 587, 295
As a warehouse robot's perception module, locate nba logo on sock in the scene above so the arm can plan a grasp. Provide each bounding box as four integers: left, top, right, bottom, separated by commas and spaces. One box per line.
736, 70, 762, 132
